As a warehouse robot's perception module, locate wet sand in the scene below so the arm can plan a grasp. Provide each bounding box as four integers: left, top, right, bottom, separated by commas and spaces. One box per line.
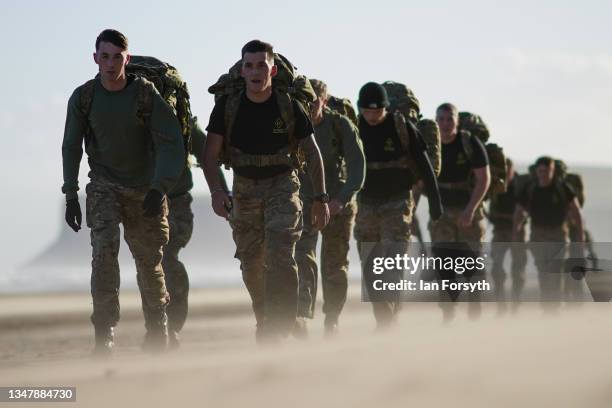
1, 287, 612, 408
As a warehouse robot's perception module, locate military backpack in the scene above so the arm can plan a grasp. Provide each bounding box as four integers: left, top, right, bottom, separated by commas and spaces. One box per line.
525, 158, 585, 208
327, 95, 358, 127
325, 96, 361, 156
77, 56, 193, 165
458, 111, 507, 198
379, 81, 441, 178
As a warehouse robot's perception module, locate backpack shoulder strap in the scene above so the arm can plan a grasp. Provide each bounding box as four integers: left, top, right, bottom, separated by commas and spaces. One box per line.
135, 77, 155, 126
78, 79, 96, 118
221, 92, 242, 169
392, 111, 410, 154
460, 130, 474, 162
328, 110, 345, 156
76, 79, 97, 141
557, 179, 571, 206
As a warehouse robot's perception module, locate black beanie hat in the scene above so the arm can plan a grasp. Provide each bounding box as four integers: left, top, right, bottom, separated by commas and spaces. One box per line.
357, 82, 390, 109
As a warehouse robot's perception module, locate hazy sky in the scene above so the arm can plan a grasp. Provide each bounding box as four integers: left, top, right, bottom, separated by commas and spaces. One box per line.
0, 0, 611, 284
2, 0, 612, 168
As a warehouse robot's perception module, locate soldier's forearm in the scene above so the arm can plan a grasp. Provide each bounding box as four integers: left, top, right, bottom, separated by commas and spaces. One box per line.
571, 207, 585, 242
416, 152, 438, 198
337, 168, 364, 204
577, 224, 585, 242
202, 133, 227, 193
61, 133, 84, 200
204, 161, 224, 193
302, 136, 326, 195
196, 130, 227, 191
512, 209, 527, 237
336, 166, 364, 204
415, 150, 442, 217
467, 171, 490, 214
61, 156, 82, 200
337, 136, 365, 203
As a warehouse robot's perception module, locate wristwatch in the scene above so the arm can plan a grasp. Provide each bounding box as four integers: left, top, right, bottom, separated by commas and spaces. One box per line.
314, 193, 330, 203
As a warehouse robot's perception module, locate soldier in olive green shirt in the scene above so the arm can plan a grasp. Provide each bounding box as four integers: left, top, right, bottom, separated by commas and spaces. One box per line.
61, 29, 184, 355
295, 79, 366, 337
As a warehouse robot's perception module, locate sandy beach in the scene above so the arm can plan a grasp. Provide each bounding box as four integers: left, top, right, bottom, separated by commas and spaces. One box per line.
2, 286, 612, 408
1, 1, 611, 407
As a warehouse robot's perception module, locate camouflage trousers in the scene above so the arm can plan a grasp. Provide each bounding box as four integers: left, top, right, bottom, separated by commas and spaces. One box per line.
428, 206, 485, 247
490, 225, 528, 301
295, 199, 356, 322
229, 171, 303, 337
85, 176, 169, 329
163, 193, 194, 333
529, 224, 577, 303
354, 195, 413, 326
428, 206, 485, 303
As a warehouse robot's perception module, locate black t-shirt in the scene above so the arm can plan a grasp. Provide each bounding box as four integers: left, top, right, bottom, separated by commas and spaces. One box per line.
206, 92, 313, 179
489, 176, 519, 227
518, 181, 575, 227
358, 113, 424, 200
438, 133, 489, 208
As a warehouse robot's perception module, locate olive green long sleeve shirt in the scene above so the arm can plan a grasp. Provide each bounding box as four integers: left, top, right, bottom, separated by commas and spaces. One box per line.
62, 76, 185, 200
300, 109, 365, 203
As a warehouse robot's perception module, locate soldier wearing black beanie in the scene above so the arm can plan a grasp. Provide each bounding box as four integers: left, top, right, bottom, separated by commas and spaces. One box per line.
357, 82, 390, 109
355, 81, 442, 329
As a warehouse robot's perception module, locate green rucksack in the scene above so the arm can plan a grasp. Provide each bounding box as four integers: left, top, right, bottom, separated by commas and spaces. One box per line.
77, 55, 193, 164
527, 159, 585, 207
458, 112, 489, 142
566, 173, 585, 207
325, 95, 359, 158
528, 158, 568, 181
458, 111, 507, 198
415, 118, 442, 177
380, 81, 441, 177
381, 81, 421, 122
327, 95, 358, 126
208, 53, 317, 170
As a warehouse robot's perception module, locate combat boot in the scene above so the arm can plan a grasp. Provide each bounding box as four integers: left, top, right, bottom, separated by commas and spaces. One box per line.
292, 317, 309, 340
324, 315, 338, 338
142, 306, 169, 353
93, 326, 114, 357
168, 330, 180, 350
255, 323, 283, 346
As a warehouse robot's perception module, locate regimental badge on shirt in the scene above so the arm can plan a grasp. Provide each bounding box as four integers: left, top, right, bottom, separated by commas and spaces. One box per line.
384, 138, 395, 152
272, 117, 288, 135
456, 152, 467, 165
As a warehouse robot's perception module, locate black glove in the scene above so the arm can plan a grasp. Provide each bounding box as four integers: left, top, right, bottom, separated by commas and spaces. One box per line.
142, 189, 164, 218
65, 199, 82, 232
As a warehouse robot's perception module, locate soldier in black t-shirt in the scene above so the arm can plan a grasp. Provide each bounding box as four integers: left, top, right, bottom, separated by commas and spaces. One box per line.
487, 158, 527, 305
514, 157, 584, 240
513, 156, 584, 304
431, 103, 490, 243
431, 103, 491, 321
354, 82, 442, 329
203, 40, 329, 343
